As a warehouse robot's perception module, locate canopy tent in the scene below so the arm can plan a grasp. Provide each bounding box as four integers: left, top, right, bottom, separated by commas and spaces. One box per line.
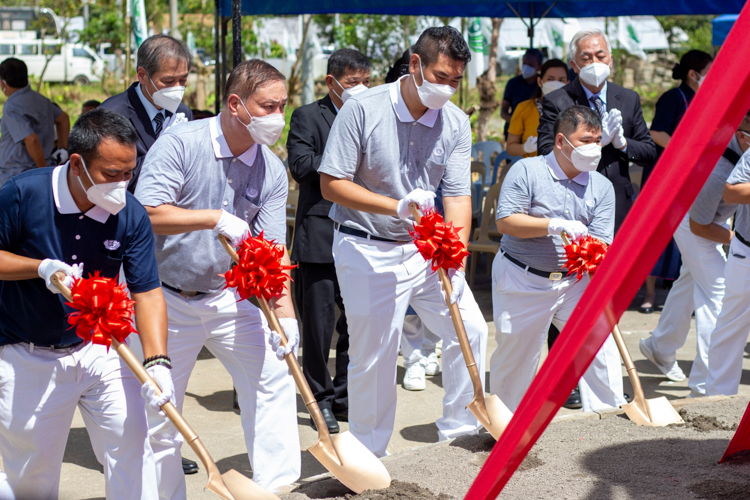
713, 14, 738, 45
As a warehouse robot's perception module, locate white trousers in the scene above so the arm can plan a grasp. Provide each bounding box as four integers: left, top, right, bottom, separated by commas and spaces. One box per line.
706, 237, 750, 396
401, 315, 441, 365
649, 216, 727, 394
0, 342, 157, 500
490, 253, 625, 413
333, 231, 488, 457
149, 288, 300, 498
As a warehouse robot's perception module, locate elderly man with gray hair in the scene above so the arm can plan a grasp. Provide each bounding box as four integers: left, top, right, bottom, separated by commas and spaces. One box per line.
100, 34, 193, 195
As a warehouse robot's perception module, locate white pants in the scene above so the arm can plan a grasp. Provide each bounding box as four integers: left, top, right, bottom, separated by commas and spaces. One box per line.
706, 237, 750, 395
490, 253, 625, 413
333, 231, 488, 456
649, 216, 727, 394
401, 315, 441, 365
149, 288, 300, 497
0, 342, 157, 500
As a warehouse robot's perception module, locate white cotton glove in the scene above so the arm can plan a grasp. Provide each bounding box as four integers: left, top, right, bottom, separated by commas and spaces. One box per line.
522, 135, 538, 154
396, 188, 436, 219
608, 109, 627, 150
51, 148, 69, 165
38, 259, 83, 293
599, 111, 616, 147
437, 269, 466, 305
141, 365, 176, 413
269, 318, 299, 360
547, 218, 589, 242
213, 209, 250, 247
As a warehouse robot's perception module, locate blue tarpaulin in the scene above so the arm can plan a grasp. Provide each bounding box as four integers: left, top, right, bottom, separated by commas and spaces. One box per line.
219, 0, 745, 19
713, 14, 739, 45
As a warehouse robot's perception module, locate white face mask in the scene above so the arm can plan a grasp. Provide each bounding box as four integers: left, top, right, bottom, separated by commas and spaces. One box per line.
692, 71, 706, 88
576, 62, 610, 88
332, 77, 368, 104
542, 80, 566, 95
563, 135, 601, 172
77, 158, 128, 215
145, 76, 185, 114
236, 98, 286, 146
412, 56, 456, 110
521, 64, 537, 79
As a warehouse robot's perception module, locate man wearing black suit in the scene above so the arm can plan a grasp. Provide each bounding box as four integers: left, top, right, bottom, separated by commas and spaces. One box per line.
538, 29, 657, 231
100, 34, 193, 194
287, 49, 371, 434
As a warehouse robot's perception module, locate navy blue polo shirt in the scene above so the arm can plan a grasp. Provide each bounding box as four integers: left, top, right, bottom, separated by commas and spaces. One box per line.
503, 75, 539, 136
0, 165, 161, 346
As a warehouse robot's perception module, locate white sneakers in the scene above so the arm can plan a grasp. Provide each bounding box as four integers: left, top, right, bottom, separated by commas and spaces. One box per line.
423, 352, 440, 376
639, 337, 687, 382
403, 362, 426, 391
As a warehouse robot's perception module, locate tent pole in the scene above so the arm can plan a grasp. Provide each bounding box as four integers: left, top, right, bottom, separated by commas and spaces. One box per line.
221, 17, 228, 92
529, 4, 534, 49
232, 0, 242, 67
214, 0, 221, 114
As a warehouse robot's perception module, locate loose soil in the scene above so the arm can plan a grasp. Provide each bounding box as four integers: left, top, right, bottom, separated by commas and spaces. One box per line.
283, 397, 750, 500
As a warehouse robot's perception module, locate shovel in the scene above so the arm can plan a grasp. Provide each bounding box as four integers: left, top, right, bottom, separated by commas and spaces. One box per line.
408, 204, 513, 440
50, 272, 279, 500
219, 235, 391, 493
559, 233, 683, 427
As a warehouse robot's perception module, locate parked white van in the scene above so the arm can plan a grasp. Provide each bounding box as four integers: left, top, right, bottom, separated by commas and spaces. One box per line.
0, 35, 103, 85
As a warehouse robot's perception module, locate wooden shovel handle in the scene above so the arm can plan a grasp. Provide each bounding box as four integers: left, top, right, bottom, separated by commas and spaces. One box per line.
408, 204, 485, 401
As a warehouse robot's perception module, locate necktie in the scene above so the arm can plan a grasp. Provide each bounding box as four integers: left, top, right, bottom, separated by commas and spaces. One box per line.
153, 112, 165, 137
589, 95, 605, 119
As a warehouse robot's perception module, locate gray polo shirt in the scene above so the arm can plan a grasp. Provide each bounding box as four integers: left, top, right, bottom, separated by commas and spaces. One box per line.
497, 153, 615, 273
689, 136, 742, 226
726, 145, 750, 241
318, 76, 472, 241
0, 86, 61, 182
135, 115, 288, 293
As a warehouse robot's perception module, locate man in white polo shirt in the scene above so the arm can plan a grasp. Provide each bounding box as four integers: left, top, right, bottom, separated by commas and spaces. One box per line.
319, 26, 487, 456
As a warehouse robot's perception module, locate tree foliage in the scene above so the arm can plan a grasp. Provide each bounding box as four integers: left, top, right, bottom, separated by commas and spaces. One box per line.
656, 15, 715, 56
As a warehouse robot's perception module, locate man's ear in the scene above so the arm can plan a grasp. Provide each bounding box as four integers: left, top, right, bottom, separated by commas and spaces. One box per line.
69, 154, 82, 176
555, 133, 564, 150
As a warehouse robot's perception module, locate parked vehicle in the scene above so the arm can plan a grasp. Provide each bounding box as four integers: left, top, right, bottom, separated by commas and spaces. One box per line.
0, 37, 103, 84
0, 7, 60, 38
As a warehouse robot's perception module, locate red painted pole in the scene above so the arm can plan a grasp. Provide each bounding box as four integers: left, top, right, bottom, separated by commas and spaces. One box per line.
465, 3, 750, 498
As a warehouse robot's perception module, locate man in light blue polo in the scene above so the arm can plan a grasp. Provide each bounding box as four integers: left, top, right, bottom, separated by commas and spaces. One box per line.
490, 105, 625, 413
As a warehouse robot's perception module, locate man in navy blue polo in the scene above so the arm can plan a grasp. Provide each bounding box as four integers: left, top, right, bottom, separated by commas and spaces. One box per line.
0, 108, 171, 498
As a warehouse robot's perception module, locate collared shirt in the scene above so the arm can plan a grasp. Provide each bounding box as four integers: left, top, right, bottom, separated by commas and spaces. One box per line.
135, 83, 170, 133
497, 153, 615, 272
135, 115, 288, 293
726, 146, 750, 240
0, 165, 160, 347
582, 81, 608, 111
502, 74, 539, 135
689, 135, 742, 226
0, 86, 62, 178
318, 77, 471, 241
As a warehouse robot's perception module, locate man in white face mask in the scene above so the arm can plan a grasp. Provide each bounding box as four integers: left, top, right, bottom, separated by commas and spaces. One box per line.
319, 26, 488, 456
134, 59, 300, 496
538, 29, 657, 232
490, 105, 625, 413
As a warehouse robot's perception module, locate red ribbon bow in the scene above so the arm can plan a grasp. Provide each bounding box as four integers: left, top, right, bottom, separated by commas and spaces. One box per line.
221, 231, 297, 301
409, 210, 469, 272
562, 235, 608, 281
66, 272, 137, 350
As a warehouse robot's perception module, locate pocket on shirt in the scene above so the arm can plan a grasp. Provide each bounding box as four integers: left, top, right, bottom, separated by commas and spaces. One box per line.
87, 251, 124, 280
236, 196, 261, 225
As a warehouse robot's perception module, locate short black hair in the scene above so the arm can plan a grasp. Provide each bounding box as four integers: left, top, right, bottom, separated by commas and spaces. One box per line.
82, 99, 101, 110
413, 26, 471, 67
524, 48, 545, 66
554, 105, 601, 137
137, 34, 192, 76
327, 49, 371, 80
68, 108, 138, 164
672, 50, 713, 81
0, 58, 29, 88
223, 59, 286, 106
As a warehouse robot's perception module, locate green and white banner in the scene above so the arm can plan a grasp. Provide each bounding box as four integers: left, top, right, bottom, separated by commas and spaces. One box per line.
128, 0, 149, 48
467, 17, 485, 89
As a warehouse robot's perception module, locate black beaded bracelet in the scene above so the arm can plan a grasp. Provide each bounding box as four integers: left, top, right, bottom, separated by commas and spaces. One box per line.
143, 354, 171, 367
144, 358, 172, 370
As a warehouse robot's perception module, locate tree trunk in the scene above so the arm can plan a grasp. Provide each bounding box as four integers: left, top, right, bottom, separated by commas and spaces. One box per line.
475, 18, 502, 143
286, 15, 314, 105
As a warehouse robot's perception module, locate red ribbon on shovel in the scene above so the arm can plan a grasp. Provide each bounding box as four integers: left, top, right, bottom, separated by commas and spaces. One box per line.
562, 235, 608, 282
409, 210, 469, 272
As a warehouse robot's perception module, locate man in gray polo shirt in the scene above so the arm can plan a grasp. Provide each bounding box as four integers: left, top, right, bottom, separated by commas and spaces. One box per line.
490, 105, 625, 413
135, 59, 300, 495
319, 26, 488, 456
706, 117, 750, 396
640, 112, 748, 395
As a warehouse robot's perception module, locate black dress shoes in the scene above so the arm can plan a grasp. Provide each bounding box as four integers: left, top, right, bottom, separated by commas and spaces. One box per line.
311, 408, 340, 434
563, 387, 583, 410
182, 457, 199, 475
332, 408, 348, 422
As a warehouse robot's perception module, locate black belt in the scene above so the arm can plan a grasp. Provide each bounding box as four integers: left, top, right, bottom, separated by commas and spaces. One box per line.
735, 231, 750, 248
162, 282, 207, 298
501, 251, 568, 281
335, 223, 405, 243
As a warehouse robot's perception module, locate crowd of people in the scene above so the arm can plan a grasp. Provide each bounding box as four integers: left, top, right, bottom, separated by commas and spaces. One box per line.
0, 23, 748, 499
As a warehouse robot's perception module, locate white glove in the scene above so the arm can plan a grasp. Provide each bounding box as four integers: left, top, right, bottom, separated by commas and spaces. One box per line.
522, 135, 538, 154
396, 189, 436, 219
437, 269, 466, 305
547, 218, 589, 242
599, 112, 615, 147
608, 109, 627, 150
51, 148, 69, 165
269, 317, 299, 360
141, 364, 176, 413
214, 210, 250, 247
38, 259, 83, 293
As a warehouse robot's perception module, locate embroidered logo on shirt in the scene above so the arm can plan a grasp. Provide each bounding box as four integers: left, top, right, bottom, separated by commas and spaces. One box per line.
246, 187, 259, 198
103, 240, 121, 251
434, 148, 445, 156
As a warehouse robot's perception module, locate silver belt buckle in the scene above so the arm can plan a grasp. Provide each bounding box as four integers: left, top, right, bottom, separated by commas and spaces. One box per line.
180, 290, 199, 298
549, 272, 563, 281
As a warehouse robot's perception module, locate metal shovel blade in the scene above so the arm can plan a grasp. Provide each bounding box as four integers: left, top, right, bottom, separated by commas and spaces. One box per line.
218, 469, 281, 500
622, 396, 684, 427
308, 431, 392, 494
468, 394, 514, 440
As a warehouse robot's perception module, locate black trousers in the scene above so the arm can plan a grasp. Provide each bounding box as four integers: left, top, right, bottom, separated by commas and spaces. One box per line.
295, 262, 349, 411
